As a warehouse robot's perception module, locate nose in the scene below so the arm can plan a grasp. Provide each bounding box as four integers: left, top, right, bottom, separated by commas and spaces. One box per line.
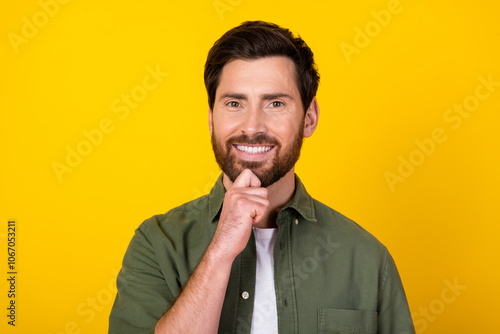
240, 106, 268, 137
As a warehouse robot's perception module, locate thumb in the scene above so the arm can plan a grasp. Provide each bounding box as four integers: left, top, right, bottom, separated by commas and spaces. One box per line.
232, 169, 261, 189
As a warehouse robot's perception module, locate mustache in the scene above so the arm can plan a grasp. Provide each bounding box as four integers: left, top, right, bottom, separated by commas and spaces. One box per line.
226, 133, 280, 146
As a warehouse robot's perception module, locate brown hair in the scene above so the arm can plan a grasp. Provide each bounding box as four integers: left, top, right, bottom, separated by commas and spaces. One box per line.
204, 20, 320, 113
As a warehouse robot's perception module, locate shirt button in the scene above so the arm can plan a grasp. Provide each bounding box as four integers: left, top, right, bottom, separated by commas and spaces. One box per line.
241, 291, 249, 300
295, 218, 299, 225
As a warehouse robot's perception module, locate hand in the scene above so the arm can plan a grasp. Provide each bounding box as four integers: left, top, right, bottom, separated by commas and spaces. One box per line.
154, 169, 267, 333
211, 169, 269, 260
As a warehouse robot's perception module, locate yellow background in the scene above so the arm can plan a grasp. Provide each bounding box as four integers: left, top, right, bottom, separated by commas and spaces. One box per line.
1, 0, 499, 333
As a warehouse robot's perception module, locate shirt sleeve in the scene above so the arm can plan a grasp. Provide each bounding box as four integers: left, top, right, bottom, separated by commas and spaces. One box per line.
377, 249, 415, 334
109, 225, 174, 334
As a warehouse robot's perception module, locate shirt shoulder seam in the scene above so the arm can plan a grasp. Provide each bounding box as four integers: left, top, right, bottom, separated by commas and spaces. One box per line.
378, 246, 390, 305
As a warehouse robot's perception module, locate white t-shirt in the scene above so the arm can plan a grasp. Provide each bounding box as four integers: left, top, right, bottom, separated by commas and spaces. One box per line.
250, 227, 279, 334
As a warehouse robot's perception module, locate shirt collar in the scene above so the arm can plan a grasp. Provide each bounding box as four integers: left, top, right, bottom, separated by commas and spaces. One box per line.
208, 173, 317, 223
281, 174, 317, 222
208, 173, 226, 222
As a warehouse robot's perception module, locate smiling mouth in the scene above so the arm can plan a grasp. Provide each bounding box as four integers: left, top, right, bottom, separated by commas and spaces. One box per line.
234, 144, 274, 154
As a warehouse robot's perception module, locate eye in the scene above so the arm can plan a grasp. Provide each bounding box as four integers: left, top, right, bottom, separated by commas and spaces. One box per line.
226, 101, 241, 108
270, 101, 284, 108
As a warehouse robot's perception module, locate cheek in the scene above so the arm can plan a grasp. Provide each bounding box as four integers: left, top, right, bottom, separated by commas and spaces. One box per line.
274, 122, 299, 141
214, 115, 239, 134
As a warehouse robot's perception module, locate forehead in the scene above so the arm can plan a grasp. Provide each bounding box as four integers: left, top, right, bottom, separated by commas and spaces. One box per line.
216, 56, 299, 98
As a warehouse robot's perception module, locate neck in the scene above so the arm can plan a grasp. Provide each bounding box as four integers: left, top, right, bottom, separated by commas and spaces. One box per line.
223, 168, 296, 228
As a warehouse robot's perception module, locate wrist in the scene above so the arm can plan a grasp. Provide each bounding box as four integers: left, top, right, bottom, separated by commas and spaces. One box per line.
205, 236, 238, 268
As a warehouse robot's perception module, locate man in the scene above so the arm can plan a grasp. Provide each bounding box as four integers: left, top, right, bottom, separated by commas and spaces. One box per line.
109, 21, 415, 334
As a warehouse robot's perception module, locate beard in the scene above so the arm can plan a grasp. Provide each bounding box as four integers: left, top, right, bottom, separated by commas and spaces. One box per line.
211, 121, 304, 188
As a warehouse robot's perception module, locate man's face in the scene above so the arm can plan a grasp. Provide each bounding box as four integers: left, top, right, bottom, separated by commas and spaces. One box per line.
210, 56, 309, 187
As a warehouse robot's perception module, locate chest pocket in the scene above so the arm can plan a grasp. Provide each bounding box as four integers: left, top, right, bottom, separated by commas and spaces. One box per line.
318, 308, 377, 334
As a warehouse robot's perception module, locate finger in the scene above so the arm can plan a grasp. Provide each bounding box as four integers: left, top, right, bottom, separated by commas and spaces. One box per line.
235, 193, 270, 207
227, 191, 269, 217
228, 187, 268, 199
250, 202, 269, 224
247, 201, 269, 224
232, 169, 261, 189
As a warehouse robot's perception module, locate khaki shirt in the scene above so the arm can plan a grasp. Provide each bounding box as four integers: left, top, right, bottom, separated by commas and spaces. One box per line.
109, 174, 415, 333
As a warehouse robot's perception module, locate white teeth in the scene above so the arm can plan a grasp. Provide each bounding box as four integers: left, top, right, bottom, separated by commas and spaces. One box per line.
236, 145, 272, 154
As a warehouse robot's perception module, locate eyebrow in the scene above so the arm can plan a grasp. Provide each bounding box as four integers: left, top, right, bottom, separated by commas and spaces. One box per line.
219, 92, 294, 101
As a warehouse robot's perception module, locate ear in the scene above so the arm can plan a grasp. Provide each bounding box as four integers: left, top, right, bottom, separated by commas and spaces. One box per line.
208, 107, 213, 137
303, 97, 319, 138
